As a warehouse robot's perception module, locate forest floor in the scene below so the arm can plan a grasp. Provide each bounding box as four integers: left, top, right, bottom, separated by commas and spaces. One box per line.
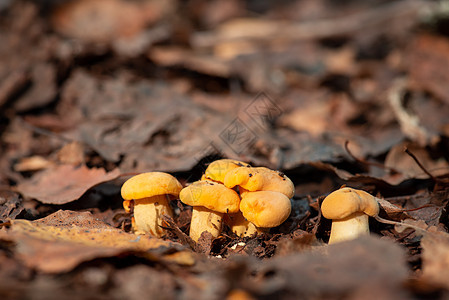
1, 0, 449, 299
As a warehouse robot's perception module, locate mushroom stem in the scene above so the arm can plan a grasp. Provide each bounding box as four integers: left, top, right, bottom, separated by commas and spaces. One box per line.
190, 206, 224, 242
328, 212, 369, 244
133, 195, 173, 237
244, 222, 268, 236
229, 212, 267, 237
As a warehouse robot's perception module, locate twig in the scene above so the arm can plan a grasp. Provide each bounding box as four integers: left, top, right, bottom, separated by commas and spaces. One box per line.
161, 215, 196, 250
192, 0, 432, 48
403, 204, 437, 212
374, 215, 427, 233
379, 204, 436, 214
18, 117, 73, 143
344, 140, 399, 174
404, 147, 442, 183
312, 196, 324, 236
388, 80, 438, 146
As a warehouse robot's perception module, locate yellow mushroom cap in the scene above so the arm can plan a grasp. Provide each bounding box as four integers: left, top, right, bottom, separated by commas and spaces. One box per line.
179, 180, 240, 213
224, 167, 294, 198
240, 191, 291, 228
204, 159, 251, 183
321, 187, 380, 220
121, 172, 183, 201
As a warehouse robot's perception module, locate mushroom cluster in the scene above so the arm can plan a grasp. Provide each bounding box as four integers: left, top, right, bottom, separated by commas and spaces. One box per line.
120, 159, 293, 242
180, 159, 294, 241
120, 162, 387, 246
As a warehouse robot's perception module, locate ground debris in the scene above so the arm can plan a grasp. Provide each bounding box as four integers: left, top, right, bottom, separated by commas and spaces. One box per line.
1, 0, 449, 298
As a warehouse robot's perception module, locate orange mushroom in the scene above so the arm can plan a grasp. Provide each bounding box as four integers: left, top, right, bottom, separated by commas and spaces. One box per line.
224, 166, 294, 236
224, 166, 294, 198
179, 180, 240, 242
203, 159, 251, 183
239, 190, 291, 236
121, 172, 182, 237
321, 187, 380, 244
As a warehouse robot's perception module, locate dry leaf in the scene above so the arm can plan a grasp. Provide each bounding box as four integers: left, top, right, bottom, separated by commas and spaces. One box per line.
51, 0, 172, 43
421, 229, 449, 289
56, 142, 85, 165
16, 165, 120, 204
385, 142, 449, 180
247, 236, 409, 298
0, 210, 195, 273
377, 198, 412, 221
388, 80, 439, 146
14, 155, 54, 172
409, 34, 449, 105
0, 190, 23, 222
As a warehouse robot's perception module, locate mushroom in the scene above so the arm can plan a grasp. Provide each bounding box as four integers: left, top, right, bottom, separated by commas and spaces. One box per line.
121, 172, 182, 236
179, 180, 240, 242
223, 167, 294, 236
239, 190, 291, 236
226, 211, 259, 237
321, 187, 380, 244
203, 159, 251, 183
224, 167, 294, 198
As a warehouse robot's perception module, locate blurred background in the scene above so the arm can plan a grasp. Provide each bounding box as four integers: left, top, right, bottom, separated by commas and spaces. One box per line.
2, 1, 449, 299
1, 0, 449, 192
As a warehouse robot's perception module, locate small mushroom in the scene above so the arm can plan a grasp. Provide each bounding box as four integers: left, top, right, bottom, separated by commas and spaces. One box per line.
203, 159, 251, 183
224, 167, 294, 198
121, 172, 182, 236
224, 167, 294, 237
239, 191, 291, 236
321, 187, 380, 244
179, 180, 240, 242
226, 211, 259, 237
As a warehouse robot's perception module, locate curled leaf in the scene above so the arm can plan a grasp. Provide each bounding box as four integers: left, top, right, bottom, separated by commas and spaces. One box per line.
16, 165, 120, 204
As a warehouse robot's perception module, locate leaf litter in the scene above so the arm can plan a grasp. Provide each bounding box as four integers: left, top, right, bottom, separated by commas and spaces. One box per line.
0, 0, 449, 299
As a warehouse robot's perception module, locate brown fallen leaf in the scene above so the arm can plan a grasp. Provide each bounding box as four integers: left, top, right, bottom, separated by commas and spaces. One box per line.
388, 80, 439, 146
149, 46, 231, 78
51, 0, 172, 43
112, 265, 177, 300
250, 236, 409, 298
409, 33, 449, 105
420, 229, 449, 290
0, 210, 195, 273
14, 155, 54, 172
13, 63, 57, 112
376, 198, 413, 221
16, 164, 120, 204
51, 0, 174, 56
56, 142, 85, 166
0, 190, 23, 222
384, 142, 449, 182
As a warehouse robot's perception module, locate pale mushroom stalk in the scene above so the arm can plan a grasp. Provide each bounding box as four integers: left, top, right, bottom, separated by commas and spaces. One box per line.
190, 207, 223, 242
328, 212, 369, 244
133, 195, 173, 236
229, 211, 266, 237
